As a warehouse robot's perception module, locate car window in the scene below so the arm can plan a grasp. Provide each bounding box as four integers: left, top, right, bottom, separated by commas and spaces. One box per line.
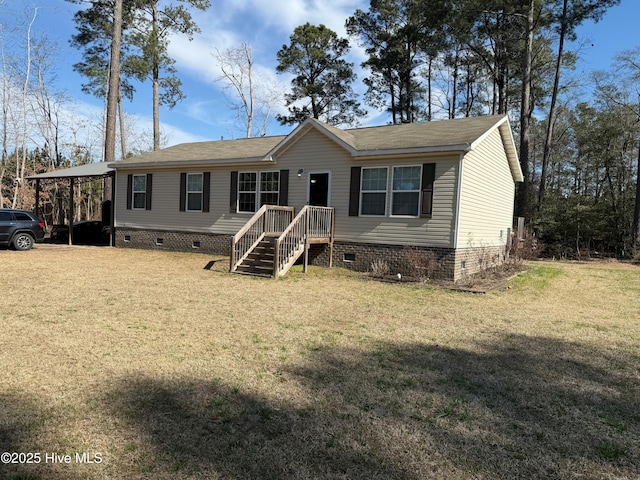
0, 212, 13, 221
13, 213, 32, 221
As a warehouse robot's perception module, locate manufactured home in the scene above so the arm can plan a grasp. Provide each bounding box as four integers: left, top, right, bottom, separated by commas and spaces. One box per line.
111, 115, 522, 281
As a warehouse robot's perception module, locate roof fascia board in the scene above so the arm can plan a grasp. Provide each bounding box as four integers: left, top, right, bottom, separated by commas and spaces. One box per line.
468, 115, 523, 183
265, 118, 358, 160
469, 115, 508, 151
110, 158, 275, 170
498, 121, 524, 182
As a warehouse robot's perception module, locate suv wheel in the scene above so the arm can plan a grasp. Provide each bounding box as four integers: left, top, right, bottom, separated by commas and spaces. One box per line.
13, 233, 34, 251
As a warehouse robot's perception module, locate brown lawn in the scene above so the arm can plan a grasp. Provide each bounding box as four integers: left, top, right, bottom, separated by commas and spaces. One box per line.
1, 244, 639, 479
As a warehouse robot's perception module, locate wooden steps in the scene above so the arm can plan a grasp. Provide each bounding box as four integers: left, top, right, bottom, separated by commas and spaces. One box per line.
234, 238, 275, 277
230, 205, 334, 278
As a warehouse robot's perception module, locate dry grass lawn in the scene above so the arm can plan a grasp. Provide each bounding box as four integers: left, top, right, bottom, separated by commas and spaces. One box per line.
1, 244, 639, 479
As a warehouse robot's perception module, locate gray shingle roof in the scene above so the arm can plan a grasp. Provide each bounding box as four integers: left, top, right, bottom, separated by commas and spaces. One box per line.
114, 135, 286, 166
112, 115, 517, 176
344, 115, 505, 151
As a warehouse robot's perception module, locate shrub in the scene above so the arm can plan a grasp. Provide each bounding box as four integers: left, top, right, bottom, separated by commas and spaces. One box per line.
370, 259, 390, 278
402, 246, 437, 280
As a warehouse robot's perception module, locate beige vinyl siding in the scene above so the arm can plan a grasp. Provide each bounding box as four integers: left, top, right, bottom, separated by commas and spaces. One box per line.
115, 127, 460, 247
278, 128, 459, 248
115, 166, 277, 235
456, 128, 515, 249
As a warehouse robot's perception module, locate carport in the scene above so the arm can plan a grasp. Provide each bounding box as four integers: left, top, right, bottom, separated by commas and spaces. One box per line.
27, 162, 115, 246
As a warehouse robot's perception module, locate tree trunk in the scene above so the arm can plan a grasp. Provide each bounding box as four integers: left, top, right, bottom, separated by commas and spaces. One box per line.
539, 0, 568, 212
13, 8, 38, 209
118, 93, 126, 159
1, 43, 7, 208
450, 46, 459, 119
633, 139, 640, 256
427, 57, 432, 121
104, 0, 122, 163
245, 43, 254, 138
152, 1, 160, 150
516, 0, 535, 219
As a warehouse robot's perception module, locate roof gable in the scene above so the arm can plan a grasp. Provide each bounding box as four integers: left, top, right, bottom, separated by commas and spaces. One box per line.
266, 115, 521, 183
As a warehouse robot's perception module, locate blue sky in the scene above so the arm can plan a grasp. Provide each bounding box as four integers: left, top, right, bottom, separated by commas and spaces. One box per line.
0, 0, 638, 153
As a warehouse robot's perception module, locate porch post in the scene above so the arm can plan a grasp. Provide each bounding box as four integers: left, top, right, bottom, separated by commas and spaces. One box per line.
68, 177, 74, 245
34, 179, 40, 217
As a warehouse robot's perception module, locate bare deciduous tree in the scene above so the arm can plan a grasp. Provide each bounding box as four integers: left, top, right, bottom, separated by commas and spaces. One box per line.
213, 43, 281, 138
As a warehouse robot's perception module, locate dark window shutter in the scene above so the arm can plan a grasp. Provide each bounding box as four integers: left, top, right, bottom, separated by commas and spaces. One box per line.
203, 172, 211, 213
278, 169, 289, 206
126, 174, 133, 210
179, 173, 187, 212
230, 171, 238, 213
348, 166, 361, 216
421, 163, 435, 218
145, 174, 153, 210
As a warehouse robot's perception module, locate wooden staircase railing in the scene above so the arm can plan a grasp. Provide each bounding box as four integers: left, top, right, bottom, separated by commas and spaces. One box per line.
230, 205, 294, 273
273, 206, 334, 278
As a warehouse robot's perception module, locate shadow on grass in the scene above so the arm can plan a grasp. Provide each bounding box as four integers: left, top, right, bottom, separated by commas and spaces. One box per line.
105, 335, 640, 479
0, 393, 84, 480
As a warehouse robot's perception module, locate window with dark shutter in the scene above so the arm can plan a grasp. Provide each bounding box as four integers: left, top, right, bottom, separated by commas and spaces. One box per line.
145, 174, 153, 210
203, 172, 211, 213
279, 170, 289, 206
421, 163, 436, 218
348, 166, 361, 216
230, 171, 238, 213
126, 174, 133, 210
179, 173, 187, 212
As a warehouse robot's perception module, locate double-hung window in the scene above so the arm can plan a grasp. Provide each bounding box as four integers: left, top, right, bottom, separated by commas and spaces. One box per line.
260, 172, 279, 206
360, 167, 388, 216
238, 172, 257, 213
349, 163, 435, 218
237, 171, 279, 213
132, 174, 147, 209
186, 173, 204, 211
391, 166, 421, 216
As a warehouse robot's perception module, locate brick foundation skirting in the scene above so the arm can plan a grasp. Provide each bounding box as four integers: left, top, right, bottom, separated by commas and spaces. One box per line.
115, 228, 507, 282
309, 242, 507, 282
116, 228, 232, 256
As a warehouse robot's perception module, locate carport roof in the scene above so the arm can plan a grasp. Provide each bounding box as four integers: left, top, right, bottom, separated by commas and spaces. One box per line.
27, 162, 114, 179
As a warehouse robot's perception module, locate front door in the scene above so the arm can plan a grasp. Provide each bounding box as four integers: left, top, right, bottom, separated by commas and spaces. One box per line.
308, 172, 330, 207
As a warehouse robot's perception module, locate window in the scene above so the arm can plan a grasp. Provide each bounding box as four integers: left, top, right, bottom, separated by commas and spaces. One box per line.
186, 173, 203, 211
360, 167, 388, 216
180, 172, 209, 212
238, 172, 257, 213
391, 166, 421, 216
237, 171, 279, 213
127, 174, 152, 210
260, 171, 279, 206
349, 163, 435, 218
132, 175, 147, 209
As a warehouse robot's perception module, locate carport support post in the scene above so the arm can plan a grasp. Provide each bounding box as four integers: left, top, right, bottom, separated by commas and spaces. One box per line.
34, 179, 40, 217
68, 177, 74, 245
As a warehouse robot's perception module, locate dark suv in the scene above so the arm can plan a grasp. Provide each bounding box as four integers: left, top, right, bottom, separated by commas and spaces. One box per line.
0, 209, 45, 250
